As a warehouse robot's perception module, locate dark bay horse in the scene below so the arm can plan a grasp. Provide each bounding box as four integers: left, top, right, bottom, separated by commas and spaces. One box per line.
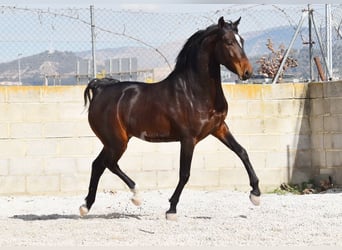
80, 16, 260, 220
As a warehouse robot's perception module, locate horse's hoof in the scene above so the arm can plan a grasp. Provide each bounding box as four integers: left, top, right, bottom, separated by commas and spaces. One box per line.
131, 196, 142, 206
166, 212, 178, 221
249, 193, 260, 206
79, 205, 89, 217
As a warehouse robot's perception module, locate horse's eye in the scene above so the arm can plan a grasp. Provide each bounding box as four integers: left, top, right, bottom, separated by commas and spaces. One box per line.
224, 39, 233, 45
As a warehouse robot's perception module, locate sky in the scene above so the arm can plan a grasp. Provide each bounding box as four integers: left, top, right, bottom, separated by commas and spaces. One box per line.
0, 0, 340, 12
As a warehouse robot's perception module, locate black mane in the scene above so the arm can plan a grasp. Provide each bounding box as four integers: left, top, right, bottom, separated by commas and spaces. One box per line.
174, 24, 219, 73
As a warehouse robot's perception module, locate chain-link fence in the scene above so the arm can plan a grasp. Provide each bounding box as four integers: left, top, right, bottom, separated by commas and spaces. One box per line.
0, 4, 341, 85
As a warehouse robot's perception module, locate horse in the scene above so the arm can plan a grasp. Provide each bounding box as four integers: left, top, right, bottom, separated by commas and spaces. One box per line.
80, 16, 260, 221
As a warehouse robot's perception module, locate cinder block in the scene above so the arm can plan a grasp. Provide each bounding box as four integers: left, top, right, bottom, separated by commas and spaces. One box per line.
226, 100, 249, 117
126, 170, 157, 189
227, 84, 263, 100
26, 175, 60, 194
0, 87, 6, 103
257, 168, 286, 186
249, 135, 280, 151
324, 115, 342, 132
9, 157, 44, 175
247, 151, 267, 170
265, 151, 288, 169
263, 117, 297, 134
230, 117, 264, 134
324, 81, 342, 98
75, 157, 93, 174
0, 159, 9, 175
262, 84, 294, 100
41, 86, 84, 103
188, 169, 219, 188
0, 176, 26, 194
73, 120, 94, 137
58, 103, 85, 121
118, 153, 143, 171
311, 134, 323, 150
0, 139, 26, 157
141, 152, 176, 171
324, 133, 342, 150
61, 173, 91, 193
310, 99, 325, 116
326, 150, 342, 168
0, 103, 25, 122
10, 122, 42, 139
45, 157, 76, 174
203, 151, 239, 169
96, 172, 127, 192
195, 136, 223, 153
126, 138, 157, 153
25, 139, 58, 156
157, 170, 178, 188
0, 123, 8, 138
309, 82, 323, 98
328, 98, 342, 114
190, 153, 205, 169
310, 116, 324, 133
58, 137, 94, 156
23, 103, 59, 122
43, 122, 75, 138
7, 86, 41, 103
218, 168, 249, 188
311, 150, 326, 169
293, 83, 309, 98
292, 150, 312, 169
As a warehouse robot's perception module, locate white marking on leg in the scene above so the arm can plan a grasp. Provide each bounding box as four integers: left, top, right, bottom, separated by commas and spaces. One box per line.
249, 193, 260, 206
166, 213, 178, 221
79, 204, 89, 217
130, 184, 142, 206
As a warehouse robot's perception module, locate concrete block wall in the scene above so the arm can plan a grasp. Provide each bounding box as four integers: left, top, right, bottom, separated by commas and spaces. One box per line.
0, 82, 341, 195
310, 82, 342, 185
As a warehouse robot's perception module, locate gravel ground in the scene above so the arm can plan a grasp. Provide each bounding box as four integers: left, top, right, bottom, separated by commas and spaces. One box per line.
0, 189, 341, 246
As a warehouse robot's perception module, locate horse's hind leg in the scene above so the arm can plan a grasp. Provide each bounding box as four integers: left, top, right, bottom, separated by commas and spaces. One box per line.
80, 148, 107, 216
107, 164, 141, 206
104, 138, 141, 206
212, 122, 261, 205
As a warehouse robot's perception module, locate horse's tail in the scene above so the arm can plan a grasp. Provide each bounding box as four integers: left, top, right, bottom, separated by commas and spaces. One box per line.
84, 78, 120, 107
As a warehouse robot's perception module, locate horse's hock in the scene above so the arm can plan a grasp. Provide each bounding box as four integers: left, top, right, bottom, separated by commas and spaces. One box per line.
0, 82, 341, 195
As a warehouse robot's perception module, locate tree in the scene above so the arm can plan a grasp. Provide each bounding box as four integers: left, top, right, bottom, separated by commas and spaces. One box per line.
256, 39, 298, 80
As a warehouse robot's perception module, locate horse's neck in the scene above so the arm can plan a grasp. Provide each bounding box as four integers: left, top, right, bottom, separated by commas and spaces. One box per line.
173, 63, 227, 112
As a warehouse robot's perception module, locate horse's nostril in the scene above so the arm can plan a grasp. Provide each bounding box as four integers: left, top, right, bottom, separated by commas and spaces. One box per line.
244, 70, 252, 79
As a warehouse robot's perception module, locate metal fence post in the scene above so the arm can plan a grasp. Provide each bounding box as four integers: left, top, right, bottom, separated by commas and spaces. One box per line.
90, 5, 96, 79
326, 4, 333, 80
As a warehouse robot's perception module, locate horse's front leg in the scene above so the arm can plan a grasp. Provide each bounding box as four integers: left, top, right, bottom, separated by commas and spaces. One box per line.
166, 138, 195, 221
212, 122, 261, 205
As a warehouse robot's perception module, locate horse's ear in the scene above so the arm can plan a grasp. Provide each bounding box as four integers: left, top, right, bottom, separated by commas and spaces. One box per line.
234, 17, 241, 26
218, 16, 225, 28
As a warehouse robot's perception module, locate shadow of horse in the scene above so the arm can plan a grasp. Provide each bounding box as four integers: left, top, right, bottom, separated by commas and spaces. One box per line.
11, 212, 142, 221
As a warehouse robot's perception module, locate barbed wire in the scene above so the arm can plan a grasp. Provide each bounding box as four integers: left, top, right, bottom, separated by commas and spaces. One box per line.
0, 4, 341, 85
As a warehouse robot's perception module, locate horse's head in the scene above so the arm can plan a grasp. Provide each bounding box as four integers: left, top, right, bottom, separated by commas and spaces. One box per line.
215, 16, 253, 80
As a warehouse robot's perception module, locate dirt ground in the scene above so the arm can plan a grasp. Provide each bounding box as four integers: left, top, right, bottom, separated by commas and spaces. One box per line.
0, 189, 341, 246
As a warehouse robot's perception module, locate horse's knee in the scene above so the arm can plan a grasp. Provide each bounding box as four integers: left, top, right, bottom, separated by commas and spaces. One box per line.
180, 173, 190, 185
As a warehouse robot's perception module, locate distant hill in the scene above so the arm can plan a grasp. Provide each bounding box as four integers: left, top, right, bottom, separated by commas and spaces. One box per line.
0, 25, 340, 85
244, 26, 305, 57
0, 50, 83, 85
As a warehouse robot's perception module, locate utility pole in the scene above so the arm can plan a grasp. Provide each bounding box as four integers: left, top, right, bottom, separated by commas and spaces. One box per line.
90, 5, 96, 78
326, 4, 333, 80
308, 4, 314, 81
